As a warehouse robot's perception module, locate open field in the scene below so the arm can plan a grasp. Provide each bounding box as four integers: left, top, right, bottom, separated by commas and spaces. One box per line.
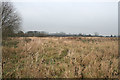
2, 37, 118, 78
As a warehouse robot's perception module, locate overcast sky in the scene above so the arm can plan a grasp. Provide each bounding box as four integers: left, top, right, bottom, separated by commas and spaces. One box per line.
12, 0, 118, 35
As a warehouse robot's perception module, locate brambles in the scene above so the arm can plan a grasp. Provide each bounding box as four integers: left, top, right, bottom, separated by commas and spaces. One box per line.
2, 37, 118, 78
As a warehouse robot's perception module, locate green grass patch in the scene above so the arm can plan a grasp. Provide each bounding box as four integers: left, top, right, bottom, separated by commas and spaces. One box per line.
2, 40, 19, 48
59, 48, 69, 59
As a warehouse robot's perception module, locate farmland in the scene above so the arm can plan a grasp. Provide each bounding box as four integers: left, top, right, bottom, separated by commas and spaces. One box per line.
2, 37, 118, 78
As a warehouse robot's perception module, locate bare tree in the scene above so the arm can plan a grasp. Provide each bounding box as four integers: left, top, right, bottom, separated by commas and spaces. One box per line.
2, 2, 21, 37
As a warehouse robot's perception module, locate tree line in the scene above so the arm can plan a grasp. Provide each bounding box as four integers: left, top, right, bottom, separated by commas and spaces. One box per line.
13, 31, 117, 37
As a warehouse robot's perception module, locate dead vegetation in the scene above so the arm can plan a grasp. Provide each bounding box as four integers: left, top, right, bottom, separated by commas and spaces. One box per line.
2, 37, 118, 78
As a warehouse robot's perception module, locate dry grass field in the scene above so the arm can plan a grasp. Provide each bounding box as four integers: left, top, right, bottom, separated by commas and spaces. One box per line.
2, 37, 118, 78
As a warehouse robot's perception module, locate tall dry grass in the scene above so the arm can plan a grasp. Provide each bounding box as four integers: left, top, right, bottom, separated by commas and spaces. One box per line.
2, 37, 118, 78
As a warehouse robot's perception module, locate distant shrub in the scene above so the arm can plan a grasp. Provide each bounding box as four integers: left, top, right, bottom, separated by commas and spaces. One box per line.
24, 38, 31, 43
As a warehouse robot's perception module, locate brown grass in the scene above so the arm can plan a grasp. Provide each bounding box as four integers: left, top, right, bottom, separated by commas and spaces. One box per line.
2, 37, 118, 78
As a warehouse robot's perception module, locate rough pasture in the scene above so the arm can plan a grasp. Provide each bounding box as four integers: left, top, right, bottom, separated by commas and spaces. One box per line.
2, 37, 118, 78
